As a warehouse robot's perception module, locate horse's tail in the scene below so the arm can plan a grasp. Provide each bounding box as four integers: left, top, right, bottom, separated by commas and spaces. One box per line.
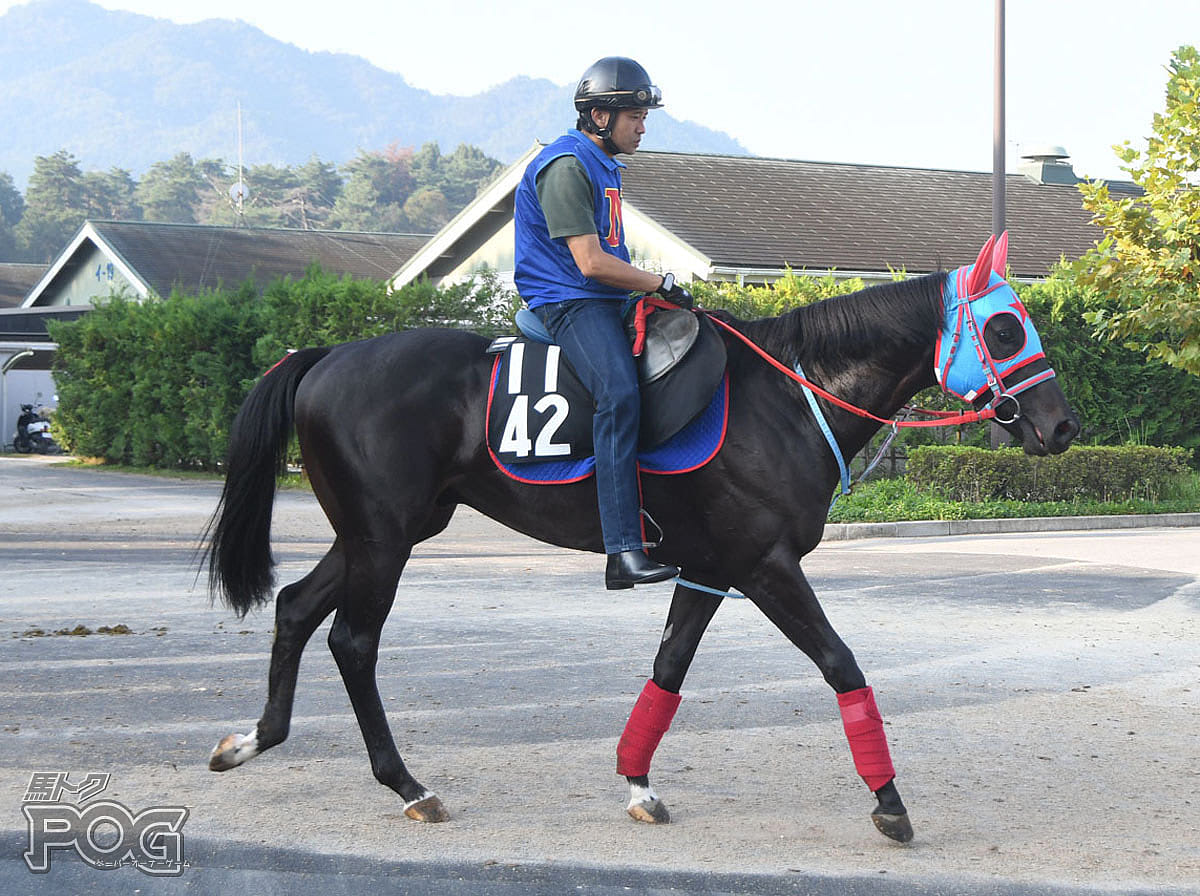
203, 346, 332, 617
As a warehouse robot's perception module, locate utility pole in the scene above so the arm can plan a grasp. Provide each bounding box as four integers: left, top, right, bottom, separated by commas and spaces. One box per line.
993, 0, 1006, 240
991, 0, 1008, 449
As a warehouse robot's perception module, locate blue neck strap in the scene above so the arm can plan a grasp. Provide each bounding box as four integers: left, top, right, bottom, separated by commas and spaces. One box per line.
795, 360, 851, 510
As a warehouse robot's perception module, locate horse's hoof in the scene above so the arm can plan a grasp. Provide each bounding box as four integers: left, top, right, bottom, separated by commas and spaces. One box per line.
627, 797, 671, 824
871, 810, 914, 843
208, 731, 258, 771
404, 794, 450, 823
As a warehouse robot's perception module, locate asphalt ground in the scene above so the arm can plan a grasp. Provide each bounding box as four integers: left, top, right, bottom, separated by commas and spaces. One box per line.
0, 455, 1197, 895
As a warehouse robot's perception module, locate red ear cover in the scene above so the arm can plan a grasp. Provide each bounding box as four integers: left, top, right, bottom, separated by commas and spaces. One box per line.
966, 234, 996, 296
992, 230, 1009, 278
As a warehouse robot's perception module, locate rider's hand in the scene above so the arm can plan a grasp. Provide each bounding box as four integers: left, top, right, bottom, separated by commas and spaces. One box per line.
655, 272, 694, 309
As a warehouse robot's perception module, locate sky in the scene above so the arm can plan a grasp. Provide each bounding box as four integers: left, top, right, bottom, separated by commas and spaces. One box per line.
4, 0, 1197, 181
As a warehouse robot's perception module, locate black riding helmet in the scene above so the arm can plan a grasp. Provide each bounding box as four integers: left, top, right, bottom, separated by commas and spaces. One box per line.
575, 57, 662, 153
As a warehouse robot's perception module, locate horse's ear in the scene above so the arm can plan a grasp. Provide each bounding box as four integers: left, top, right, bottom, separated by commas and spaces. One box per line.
992, 231, 1009, 279
966, 234, 996, 296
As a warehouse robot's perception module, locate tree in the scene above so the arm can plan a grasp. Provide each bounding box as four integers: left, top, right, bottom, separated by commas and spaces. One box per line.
441, 143, 502, 208
409, 142, 443, 193
1075, 45, 1200, 376
0, 171, 23, 259
15, 150, 86, 262
287, 155, 343, 229
83, 168, 141, 220
136, 152, 207, 223
329, 147, 413, 232
402, 186, 449, 232
236, 163, 301, 227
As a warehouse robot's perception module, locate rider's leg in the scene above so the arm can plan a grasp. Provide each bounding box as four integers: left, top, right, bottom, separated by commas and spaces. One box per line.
535, 299, 677, 587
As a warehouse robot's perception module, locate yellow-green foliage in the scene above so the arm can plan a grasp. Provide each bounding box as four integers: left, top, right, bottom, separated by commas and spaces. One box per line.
689, 269, 869, 318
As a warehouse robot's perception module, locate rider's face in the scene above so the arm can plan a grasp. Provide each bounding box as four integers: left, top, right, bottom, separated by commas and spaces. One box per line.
595, 108, 648, 155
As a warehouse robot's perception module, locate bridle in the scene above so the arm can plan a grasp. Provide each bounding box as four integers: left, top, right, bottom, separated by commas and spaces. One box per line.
935, 264, 1056, 427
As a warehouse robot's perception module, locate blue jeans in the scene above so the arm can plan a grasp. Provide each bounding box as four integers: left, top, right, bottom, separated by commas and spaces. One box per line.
535, 299, 643, 553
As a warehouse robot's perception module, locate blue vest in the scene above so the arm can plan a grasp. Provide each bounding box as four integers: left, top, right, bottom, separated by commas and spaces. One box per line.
514, 130, 631, 308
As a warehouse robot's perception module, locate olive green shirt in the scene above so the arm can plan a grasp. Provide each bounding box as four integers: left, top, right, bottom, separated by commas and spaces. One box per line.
535, 155, 597, 240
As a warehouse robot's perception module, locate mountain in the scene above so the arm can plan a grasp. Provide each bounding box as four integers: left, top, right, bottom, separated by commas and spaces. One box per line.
0, 0, 746, 187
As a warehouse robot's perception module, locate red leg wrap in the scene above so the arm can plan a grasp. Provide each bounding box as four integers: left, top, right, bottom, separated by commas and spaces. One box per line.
616, 679, 682, 777
837, 686, 896, 792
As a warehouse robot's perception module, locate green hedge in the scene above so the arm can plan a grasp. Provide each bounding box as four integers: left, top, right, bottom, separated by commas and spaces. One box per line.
47, 266, 517, 470
906, 444, 1190, 503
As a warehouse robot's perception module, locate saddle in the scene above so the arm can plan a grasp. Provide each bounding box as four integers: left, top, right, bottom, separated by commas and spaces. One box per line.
485, 301, 727, 465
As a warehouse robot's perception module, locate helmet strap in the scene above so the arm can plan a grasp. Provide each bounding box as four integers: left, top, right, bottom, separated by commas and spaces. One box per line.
585, 108, 622, 155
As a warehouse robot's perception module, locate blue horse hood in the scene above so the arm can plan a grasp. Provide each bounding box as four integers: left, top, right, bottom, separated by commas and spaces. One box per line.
934, 266, 1054, 405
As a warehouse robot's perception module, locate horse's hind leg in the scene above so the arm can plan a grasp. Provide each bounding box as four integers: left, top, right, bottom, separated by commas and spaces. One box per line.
620, 578, 725, 824
210, 543, 344, 771
743, 545, 913, 843
326, 537, 449, 823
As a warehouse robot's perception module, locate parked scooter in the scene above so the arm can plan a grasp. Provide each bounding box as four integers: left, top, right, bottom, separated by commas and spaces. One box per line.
13, 403, 62, 454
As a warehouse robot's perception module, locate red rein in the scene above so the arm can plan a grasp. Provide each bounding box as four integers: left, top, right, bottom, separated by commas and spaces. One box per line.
704, 312, 995, 429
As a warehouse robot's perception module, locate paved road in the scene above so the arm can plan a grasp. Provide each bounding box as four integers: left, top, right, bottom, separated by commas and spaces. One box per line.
0, 456, 1197, 895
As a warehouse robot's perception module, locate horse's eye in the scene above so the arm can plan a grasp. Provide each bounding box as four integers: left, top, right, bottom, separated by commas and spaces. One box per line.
985, 312, 1026, 360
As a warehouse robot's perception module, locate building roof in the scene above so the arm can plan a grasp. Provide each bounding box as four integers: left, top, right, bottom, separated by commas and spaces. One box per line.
25, 221, 433, 307
618, 151, 1136, 279
393, 145, 1138, 288
0, 263, 46, 307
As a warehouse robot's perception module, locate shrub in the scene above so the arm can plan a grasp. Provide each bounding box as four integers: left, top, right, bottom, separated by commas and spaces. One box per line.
906, 444, 1190, 503
48, 267, 518, 470
49, 285, 263, 469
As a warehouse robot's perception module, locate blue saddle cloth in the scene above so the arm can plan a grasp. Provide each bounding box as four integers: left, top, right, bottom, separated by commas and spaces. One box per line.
490, 374, 729, 484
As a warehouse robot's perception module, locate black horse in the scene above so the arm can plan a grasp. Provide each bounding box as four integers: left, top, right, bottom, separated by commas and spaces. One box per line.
204, 235, 1079, 843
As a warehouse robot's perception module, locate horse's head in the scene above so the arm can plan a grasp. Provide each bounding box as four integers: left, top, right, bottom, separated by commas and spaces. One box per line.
935, 233, 1080, 455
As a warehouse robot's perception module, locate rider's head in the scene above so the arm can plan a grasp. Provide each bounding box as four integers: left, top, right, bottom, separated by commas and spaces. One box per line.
574, 57, 662, 156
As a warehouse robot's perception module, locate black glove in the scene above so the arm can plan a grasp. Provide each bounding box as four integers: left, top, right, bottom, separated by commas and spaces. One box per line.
654, 272, 694, 309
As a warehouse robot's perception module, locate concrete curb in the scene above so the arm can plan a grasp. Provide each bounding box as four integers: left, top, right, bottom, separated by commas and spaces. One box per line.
823, 511, 1200, 541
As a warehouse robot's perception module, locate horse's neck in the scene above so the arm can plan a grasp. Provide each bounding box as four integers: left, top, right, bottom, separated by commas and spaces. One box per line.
748, 280, 942, 459
814, 343, 937, 459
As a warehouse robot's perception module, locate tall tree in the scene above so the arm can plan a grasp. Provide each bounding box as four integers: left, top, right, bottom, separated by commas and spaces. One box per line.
441, 143, 503, 208
330, 147, 414, 232
1076, 45, 1200, 376
136, 152, 207, 223
402, 187, 449, 232
15, 150, 86, 262
287, 155, 343, 229
409, 142, 443, 193
237, 163, 301, 227
0, 171, 23, 259
83, 168, 141, 220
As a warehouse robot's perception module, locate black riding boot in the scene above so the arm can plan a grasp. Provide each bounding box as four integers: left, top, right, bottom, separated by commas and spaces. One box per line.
605, 551, 678, 590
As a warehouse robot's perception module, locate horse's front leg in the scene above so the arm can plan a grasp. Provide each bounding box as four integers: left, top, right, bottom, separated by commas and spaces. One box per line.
743, 544, 913, 843
619, 578, 724, 823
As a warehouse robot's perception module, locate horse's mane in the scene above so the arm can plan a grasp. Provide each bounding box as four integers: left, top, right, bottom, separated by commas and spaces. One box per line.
733, 272, 946, 368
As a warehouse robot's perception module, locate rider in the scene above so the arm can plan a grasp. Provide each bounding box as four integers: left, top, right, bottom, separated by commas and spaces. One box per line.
513, 56, 692, 590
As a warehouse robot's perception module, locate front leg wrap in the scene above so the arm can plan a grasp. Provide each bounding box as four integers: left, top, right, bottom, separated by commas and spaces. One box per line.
616, 679, 682, 777
837, 686, 896, 791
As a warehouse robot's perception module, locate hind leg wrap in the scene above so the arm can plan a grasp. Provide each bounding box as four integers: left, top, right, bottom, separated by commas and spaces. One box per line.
617, 679, 682, 777
837, 686, 896, 791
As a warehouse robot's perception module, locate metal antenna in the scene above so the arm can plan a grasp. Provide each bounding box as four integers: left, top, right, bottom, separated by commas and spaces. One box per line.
230, 101, 250, 225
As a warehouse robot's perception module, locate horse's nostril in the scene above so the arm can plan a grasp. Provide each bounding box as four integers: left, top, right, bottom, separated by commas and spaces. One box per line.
1055, 417, 1080, 443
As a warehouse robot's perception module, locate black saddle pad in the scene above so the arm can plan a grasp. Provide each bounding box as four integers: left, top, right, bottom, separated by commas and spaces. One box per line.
486, 312, 727, 464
